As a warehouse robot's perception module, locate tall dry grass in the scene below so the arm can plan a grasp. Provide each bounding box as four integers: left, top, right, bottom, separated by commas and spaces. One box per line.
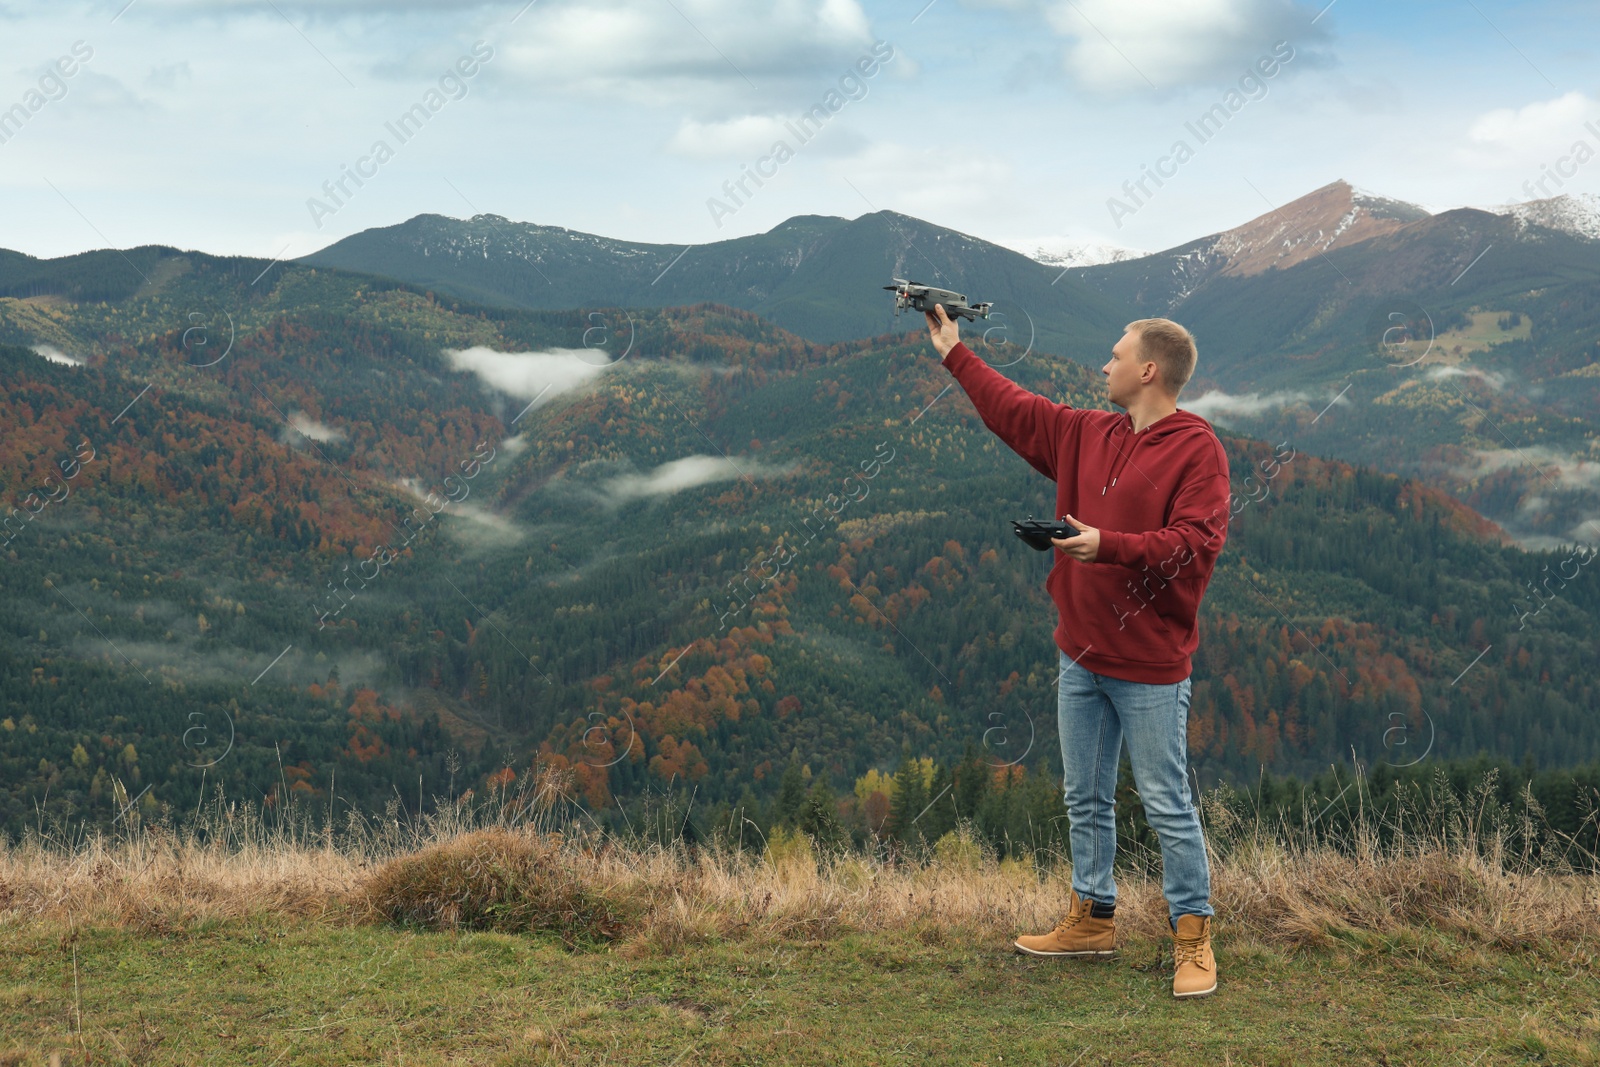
2, 764, 1596, 959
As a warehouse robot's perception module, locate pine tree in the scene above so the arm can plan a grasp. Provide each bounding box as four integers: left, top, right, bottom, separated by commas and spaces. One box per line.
770, 761, 807, 828
720, 785, 763, 850
797, 780, 846, 851
920, 761, 957, 843
953, 743, 989, 821
886, 753, 929, 847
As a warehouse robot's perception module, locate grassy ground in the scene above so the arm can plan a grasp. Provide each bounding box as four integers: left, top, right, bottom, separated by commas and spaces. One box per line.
3, 914, 1598, 1066
4, 771, 1598, 1065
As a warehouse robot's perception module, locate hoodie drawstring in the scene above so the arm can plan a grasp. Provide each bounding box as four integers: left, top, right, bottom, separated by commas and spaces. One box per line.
1103, 419, 1138, 495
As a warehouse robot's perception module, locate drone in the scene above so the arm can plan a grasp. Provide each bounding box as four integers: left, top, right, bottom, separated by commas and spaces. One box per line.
883, 278, 993, 322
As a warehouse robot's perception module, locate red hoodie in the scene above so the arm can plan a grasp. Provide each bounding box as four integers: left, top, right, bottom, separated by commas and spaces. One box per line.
941, 341, 1231, 683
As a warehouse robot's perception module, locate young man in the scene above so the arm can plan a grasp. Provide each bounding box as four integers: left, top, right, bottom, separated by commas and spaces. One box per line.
924, 303, 1230, 999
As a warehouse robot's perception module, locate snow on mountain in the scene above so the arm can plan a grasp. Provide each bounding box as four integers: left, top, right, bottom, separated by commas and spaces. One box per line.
999, 237, 1146, 270
1486, 193, 1600, 241
1206, 180, 1430, 277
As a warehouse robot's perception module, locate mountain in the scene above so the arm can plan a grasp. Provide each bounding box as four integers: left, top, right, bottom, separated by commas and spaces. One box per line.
15, 179, 1600, 547
1215, 181, 1431, 275
1487, 192, 1600, 241
1, 247, 1598, 842
1067, 181, 1600, 547
299, 210, 1131, 357
997, 237, 1145, 271
1072, 180, 1432, 312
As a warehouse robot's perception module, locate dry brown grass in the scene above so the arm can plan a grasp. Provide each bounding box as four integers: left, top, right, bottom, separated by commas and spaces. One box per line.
2, 767, 1596, 958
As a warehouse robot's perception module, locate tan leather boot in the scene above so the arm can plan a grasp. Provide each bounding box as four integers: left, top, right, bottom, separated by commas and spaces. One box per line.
1171, 914, 1217, 998
1013, 889, 1116, 958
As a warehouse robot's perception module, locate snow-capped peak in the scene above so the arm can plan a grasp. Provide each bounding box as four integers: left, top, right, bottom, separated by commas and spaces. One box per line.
1486, 192, 1600, 241
999, 237, 1146, 270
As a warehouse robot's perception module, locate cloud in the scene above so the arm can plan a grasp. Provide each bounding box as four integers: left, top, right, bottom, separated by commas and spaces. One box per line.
51, 591, 387, 688
1025, 0, 1325, 92
666, 112, 869, 160
443, 499, 524, 547
1185, 388, 1309, 423
1461, 91, 1600, 171
286, 412, 346, 442
496, 0, 877, 107
31, 344, 83, 366
95, 0, 880, 111
1460, 446, 1600, 493
826, 141, 1014, 217
443, 346, 613, 407
1426, 365, 1506, 390
601, 453, 792, 502
145, 61, 192, 89
384, 476, 521, 548
107, 0, 497, 7
667, 115, 797, 158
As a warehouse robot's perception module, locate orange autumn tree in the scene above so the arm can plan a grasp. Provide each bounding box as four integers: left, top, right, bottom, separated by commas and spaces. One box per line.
648, 734, 709, 781
345, 688, 400, 763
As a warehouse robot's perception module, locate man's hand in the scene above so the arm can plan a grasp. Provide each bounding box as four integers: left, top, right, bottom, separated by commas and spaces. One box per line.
1051, 513, 1101, 562
924, 303, 960, 359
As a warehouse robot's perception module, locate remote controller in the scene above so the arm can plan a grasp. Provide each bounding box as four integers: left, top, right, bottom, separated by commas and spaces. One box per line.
1011, 515, 1079, 551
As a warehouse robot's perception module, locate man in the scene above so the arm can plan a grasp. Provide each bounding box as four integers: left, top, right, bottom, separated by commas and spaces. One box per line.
924, 303, 1230, 999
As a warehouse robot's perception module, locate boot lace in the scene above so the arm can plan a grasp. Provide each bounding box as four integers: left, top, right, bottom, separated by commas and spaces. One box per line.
1052, 909, 1085, 934
1173, 932, 1210, 969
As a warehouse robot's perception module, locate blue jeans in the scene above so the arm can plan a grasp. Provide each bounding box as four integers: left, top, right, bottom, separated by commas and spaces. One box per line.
1057, 651, 1213, 921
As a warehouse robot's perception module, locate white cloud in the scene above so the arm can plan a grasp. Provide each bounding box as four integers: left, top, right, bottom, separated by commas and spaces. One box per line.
444, 499, 524, 546
1461, 447, 1600, 493
602, 453, 790, 502
1426, 365, 1507, 390
498, 0, 877, 107
827, 141, 1014, 218
1461, 91, 1600, 171
287, 412, 346, 442
107, 0, 502, 8
145, 61, 192, 89
1185, 388, 1308, 423
1032, 0, 1322, 92
667, 115, 797, 159
443, 346, 613, 405
31, 344, 83, 366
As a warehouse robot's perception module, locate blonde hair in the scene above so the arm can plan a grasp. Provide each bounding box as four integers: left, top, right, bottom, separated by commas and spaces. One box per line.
1125, 318, 1197, 395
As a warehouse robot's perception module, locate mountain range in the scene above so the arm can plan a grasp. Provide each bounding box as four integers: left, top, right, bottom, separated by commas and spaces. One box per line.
295, 180, 1600, 549
0, 179, 1596, 838
298, 207, 1131, 358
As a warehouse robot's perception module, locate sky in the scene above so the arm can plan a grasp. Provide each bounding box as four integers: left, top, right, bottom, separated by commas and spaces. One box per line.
1, 0, 1597, 263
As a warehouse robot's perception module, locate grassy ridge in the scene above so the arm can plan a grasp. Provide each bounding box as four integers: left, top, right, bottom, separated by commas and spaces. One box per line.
1, 769, 1597, 1065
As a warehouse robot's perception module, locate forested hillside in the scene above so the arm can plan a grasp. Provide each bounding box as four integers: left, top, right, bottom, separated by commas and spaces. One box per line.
288, 185, 1600, 548
1, 246, 1596, 842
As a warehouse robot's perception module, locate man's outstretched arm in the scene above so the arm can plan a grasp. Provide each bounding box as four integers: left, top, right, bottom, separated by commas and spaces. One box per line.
925, 303, 1072, 482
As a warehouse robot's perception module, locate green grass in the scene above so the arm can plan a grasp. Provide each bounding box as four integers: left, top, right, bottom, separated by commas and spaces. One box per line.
3, 916, 1597, 1066
1430, 310, 1532, 357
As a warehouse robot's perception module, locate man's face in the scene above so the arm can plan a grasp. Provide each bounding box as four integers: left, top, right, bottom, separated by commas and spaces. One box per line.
1102, 330, 1150, 408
